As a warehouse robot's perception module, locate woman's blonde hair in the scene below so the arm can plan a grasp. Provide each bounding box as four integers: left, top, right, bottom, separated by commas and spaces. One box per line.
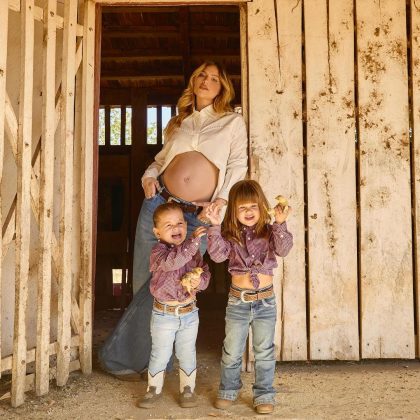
163, 61, 235, 141
222, 180, 271, 245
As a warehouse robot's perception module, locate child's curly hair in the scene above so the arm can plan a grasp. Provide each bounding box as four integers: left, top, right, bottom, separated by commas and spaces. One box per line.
153, 202, 184, 227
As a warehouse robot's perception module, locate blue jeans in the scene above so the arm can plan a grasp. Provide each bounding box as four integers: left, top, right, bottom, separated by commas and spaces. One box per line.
98, 193, 207, 374
149, 307, 199, 376
218, 294, 277, 407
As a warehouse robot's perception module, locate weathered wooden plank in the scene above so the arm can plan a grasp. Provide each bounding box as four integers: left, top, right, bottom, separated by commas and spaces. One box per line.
35, 0, 57, 397
411, 0, 420, 357
247, 0, 307, 361
11, 0, 34, 407
79, 0, 95, 375
1, 357, 81, 401
357, 0, 414, 358
94, 0, 250, 3
0, 0, 9, 381
8, 0, 84, 36
275, 0, 307, 361
2, 335, 80, 372
57, 0, 77, 387
304, 0, 359, 360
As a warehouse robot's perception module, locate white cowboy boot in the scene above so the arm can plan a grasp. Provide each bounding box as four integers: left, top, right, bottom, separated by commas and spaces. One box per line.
179, 368, 197, 408
137, 370, 165, 409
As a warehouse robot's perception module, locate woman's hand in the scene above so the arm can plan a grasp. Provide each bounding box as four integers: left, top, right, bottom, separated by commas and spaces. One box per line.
142, 177, 160, 199
274, 203, 291, 224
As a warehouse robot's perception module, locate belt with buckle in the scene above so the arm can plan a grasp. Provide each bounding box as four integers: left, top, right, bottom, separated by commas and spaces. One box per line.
158, 176, 201, 213
153, 299, 196, 315
229, 285, 274, 302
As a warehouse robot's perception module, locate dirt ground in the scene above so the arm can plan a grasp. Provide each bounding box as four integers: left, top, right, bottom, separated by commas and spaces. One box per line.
1, 308, 420, 419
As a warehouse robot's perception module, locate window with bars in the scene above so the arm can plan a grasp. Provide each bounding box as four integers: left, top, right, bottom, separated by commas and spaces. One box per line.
98, 106, 132, 146
147, 105, 177, 145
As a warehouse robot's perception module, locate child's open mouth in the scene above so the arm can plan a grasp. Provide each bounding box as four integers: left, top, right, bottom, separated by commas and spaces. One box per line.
172, 233, 182, 241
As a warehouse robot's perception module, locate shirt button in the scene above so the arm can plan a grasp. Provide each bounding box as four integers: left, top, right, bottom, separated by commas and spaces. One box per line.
280, 235, 284, 238
251, 254, 254, 258
248, 237, 251, 240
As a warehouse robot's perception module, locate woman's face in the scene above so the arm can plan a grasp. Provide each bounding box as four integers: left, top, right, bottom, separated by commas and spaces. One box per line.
193, 65, 222, 104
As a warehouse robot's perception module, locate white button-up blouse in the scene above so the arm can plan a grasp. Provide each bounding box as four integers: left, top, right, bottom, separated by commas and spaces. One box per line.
142, 104, 248, 201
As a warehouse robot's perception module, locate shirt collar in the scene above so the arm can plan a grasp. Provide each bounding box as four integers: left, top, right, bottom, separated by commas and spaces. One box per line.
193, 103, 218, 117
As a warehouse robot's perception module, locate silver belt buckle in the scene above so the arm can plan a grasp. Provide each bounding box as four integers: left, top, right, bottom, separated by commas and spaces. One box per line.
174, 305, 181, 316
240, 290, 249, 303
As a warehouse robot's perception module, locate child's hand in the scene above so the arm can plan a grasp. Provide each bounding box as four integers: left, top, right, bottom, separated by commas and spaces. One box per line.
192, 226, 207, 239
205, 203, 223, 226
274, 203, 291, 224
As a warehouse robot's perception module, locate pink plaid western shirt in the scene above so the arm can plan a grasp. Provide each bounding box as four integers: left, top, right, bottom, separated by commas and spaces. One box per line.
206, 222, 293, 288
149, 236, 210, 302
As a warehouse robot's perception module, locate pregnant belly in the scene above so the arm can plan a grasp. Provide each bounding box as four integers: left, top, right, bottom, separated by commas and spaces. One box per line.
162, 151, 219, 202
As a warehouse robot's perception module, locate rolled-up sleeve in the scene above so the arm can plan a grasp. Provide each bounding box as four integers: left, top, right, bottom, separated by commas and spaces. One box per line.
217, 116, 248, 201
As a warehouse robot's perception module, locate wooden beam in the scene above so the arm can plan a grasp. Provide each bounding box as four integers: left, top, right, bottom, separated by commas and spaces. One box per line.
180, 7, 191, 83
0, 0, 9, 382
101, 55, 183, 62
57, 0, 78, 387
357, 0, 414, 358
35, 0, 57, 397
411, 0, 420, 357
95, 0, 249, 4
8, 0, 84, 36
11, 0, 34, 407
79, 0, 96, 375
102, 30, 181, 38
101, 75, 185, 82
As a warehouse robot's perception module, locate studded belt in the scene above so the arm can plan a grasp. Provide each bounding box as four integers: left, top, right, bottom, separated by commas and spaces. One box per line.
229, 285, 274, 302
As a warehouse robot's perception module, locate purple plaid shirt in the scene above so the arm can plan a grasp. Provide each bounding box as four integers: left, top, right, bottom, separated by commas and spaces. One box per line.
149, 236, 210, 302
207, 222, 293, 288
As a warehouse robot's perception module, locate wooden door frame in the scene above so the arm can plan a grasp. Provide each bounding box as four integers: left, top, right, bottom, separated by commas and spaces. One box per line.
92, 0, 250, 309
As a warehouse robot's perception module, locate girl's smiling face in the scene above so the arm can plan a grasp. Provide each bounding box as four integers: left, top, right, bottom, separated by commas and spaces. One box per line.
237, 202, 261, 227
153, 208, 187, 245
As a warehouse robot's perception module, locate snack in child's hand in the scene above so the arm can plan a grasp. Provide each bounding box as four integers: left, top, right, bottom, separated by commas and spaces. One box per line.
181, 267, 203, 295
265, 195, 289, 216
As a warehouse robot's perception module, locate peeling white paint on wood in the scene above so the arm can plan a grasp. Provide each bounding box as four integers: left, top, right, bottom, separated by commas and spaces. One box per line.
357, 0, 414, 358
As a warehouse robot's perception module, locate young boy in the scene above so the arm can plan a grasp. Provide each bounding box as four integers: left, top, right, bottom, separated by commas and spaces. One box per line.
137, 202, 210, 409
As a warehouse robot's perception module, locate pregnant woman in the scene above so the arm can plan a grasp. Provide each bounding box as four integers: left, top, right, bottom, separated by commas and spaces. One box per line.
99, 61, 248, 380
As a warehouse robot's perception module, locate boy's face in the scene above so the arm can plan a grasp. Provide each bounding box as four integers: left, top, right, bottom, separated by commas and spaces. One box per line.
153, 208, 187, 246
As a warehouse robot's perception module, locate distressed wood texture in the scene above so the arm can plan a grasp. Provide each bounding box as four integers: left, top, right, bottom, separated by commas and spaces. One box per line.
275, 0, 307, 361
247, 0, 307, 361
304, 0, 359, 360
79, 0, 95, 374
0, 0, 9, 380
11, 0, 34, 407
35, 0, 57, 397
357, 0, 414, 358
57, 0, 78, 386
411, 0, 420, 356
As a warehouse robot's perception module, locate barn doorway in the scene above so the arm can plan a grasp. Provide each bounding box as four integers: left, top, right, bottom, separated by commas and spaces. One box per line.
93, 4, 244, 365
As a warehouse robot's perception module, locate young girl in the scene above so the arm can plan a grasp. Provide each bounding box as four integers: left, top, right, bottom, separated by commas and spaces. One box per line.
138, 202, 210, 409
205, 180, 293, 414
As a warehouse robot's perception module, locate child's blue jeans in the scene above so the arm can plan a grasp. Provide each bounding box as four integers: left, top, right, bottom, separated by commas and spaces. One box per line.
218, 294, 277, 407
148, 306, 199, 376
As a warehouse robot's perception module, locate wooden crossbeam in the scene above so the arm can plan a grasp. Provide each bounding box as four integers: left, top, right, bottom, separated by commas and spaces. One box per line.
11, 0, 34, 407
8, 0, 84, 36
0, 0, 9, 382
